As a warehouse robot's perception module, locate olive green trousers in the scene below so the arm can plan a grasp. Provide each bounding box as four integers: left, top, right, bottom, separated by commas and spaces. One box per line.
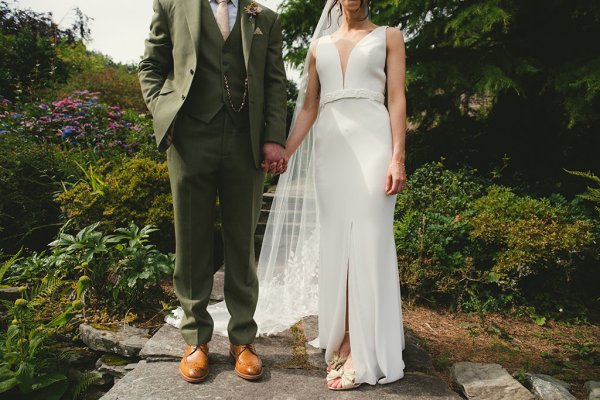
166, 108, 265, 345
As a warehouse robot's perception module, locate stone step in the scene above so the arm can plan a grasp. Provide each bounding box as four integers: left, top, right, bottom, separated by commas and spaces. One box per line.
100, 362, 459, 400
102, 316, 461, 400
451, 362, 535, 400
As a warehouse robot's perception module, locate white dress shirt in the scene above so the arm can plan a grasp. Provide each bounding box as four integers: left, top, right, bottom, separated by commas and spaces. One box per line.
209, 0, 238, 33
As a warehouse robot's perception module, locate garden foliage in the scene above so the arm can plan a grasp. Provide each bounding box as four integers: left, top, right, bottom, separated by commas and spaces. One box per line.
0, 91, 157, 253
55, 157, 174, 252
5, 222, 174, 313
395, 162, 598, 320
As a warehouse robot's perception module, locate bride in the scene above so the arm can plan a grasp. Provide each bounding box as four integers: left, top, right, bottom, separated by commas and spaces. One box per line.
169, 0, 408, 391
273, 0, 408, 390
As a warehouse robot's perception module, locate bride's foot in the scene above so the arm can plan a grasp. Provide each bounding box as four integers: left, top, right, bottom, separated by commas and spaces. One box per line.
326, 332, 351, 373
326, 353, 361, 390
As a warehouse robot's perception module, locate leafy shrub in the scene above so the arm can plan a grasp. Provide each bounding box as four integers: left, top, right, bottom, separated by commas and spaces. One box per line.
6, 222, 174, 314
468, 186, 598, 318
55, 156, 174, 252
0, 275, 95, 400
0, 132, 75, 253
395, 162, 488, 306
394, 162, 599, 319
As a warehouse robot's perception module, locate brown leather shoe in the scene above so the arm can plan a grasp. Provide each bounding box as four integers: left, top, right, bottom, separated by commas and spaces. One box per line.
179, 343, 209, 383
229, 343, 263, 380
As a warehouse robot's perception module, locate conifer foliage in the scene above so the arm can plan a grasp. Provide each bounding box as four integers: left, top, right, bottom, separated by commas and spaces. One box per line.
280, 0, 600, 195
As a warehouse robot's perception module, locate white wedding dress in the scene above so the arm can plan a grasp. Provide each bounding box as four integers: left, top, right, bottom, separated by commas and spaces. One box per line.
313, 25, 405, 385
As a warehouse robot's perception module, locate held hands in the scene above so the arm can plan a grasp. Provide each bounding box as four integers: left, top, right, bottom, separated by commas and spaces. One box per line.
385, 161, 407, 195
260, 143, 289, 175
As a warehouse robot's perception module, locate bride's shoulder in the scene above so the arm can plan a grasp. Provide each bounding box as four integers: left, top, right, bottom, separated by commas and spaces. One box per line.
308, 37, 323, 59
385, 26, 405, 46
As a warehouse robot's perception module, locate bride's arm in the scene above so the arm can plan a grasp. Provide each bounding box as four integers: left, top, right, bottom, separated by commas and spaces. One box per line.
283, 41, 321, 162
385, 27, 408, 195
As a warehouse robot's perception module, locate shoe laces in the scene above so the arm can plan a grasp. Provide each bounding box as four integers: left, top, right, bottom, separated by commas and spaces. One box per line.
236, 343, 257, 356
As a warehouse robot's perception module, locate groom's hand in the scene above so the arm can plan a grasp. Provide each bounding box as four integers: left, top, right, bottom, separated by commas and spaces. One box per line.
261, 143, 285, 175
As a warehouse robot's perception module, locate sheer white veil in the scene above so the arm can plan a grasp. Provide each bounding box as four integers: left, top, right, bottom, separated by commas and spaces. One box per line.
166, 0, 343, 338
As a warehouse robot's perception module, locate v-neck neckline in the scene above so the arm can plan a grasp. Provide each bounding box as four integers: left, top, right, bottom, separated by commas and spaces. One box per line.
329, 26, 384, 88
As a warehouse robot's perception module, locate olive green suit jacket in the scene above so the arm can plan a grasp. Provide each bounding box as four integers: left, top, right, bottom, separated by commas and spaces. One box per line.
138, 0, 287, 168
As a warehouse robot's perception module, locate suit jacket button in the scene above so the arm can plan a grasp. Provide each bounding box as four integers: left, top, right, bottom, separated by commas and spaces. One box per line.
181, 94, 186, 100
190, 69, 194, 75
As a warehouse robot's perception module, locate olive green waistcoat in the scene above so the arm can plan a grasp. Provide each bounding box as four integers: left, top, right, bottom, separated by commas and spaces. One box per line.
180, 0, 249, 127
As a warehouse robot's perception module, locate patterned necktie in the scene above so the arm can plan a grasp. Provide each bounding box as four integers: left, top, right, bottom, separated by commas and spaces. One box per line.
215, 0, 230, 40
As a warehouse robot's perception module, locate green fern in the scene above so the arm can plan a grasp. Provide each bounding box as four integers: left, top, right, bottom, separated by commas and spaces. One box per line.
0, 247, 24, 286
29, 275, 65, 307
565, 169, 600, 216
71, 371, 103, 400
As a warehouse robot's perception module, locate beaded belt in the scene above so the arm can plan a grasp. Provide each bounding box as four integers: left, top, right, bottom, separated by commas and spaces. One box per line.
319, 88, 385, 108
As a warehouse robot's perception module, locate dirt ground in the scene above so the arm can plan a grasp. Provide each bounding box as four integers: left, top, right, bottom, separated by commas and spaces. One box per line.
402, 304, 600, 399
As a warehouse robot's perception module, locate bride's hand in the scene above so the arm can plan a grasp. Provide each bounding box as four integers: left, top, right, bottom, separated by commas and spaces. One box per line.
385, 161, 406, 195
279, 150, 292, 174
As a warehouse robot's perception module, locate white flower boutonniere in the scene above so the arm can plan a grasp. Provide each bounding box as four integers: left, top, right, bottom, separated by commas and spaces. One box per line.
244, 1, 262, 22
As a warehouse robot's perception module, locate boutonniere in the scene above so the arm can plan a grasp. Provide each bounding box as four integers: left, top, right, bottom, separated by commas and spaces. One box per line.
244, 1, 262, 22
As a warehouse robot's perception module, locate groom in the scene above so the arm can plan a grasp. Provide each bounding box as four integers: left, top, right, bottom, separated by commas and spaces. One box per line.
138, 0, 287, 383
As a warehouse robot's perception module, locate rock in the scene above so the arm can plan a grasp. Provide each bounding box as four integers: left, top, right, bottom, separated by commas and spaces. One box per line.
79, 323, 150, 358
524, 374, 575, 400
138, 323, 195, 361
95, 354, 137, 379
0, 286, 20, 300
93, 372, 114, 387
451, 362, 534, 400
100, 361, 460, 400
102, 316, 460, 399
124, 363, 137, 371
64, 346, 99, 366
585, 381, 600, 400
97, 363, 126, 379
403, 329, 435, 374
80, 387, 108, 400
140, 322, 297, 366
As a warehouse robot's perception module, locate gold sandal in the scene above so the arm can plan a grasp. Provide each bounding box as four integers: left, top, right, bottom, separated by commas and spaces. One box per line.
326, 351, 348, 372
326, 366, 362, 391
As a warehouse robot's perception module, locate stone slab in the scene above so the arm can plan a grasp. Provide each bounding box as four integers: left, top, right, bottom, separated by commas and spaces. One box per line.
139, 323, 296, 367
79, 323, 150, 358
525, 373, 575, 400
403, 330, 435, 374
100, 361, 460, 400
585, 381, 600, 400
451, 361, 534, 400
143, 316, 436, 374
